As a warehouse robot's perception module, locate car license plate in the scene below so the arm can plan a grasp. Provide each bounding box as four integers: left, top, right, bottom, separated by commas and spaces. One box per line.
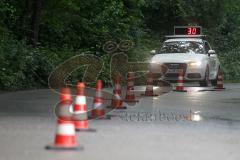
167, 69, 182, 73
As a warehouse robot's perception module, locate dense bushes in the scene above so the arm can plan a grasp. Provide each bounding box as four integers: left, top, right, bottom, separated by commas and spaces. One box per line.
0, 0, 240, 90
219, 49, 240, 81
0, 34, 54, 90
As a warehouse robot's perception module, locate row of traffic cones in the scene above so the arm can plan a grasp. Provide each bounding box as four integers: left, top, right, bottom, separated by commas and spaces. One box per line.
174, 69, 225, 92
109, 71, 158, 109
45, 71, 172, 150
46, 74, 143, 151
109, 72, 142, 110
46, 69, 226, 150
46, 86, 82, 150
46, 80, 108, 150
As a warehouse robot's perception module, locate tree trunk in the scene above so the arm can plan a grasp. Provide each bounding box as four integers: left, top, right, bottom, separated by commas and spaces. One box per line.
31, 0, 43, 47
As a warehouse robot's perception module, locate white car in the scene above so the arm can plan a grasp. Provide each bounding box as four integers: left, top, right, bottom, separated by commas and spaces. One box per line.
150, 35, 220, 86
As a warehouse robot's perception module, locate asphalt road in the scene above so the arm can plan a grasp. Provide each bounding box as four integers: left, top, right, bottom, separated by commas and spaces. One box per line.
0, 83, 240, 160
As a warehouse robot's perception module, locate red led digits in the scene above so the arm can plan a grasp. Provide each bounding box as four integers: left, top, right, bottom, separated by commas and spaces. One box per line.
187, 27, 192, 35
174, 26, 202, 35
192, 28, 197, 35
187, 27, 197, 35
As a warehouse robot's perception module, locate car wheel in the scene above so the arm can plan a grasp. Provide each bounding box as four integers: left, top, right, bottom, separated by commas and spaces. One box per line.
199, 67, 209, 87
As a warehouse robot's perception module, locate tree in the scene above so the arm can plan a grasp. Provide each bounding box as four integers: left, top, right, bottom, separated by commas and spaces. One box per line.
31, 0, 43, 47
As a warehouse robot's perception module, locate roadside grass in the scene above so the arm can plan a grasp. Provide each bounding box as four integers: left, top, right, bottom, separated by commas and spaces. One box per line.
224, 80, 240, 83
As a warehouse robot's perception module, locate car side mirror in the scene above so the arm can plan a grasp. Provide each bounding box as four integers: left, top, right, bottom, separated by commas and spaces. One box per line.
208, 50, 216, 55
150, 50, 157, 55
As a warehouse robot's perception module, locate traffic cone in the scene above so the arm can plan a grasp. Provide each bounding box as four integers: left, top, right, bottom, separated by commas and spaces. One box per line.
73, 82, 96, 132
185, 109, 193, 121
214, 70, 225, 90
173, 70, 187, 92
91, 80, 111, 119
142, 72, 158, 96
108, 75, 127, 109
46, 119, 83, 150
125, 72, 138, 102
56, 87, 73, 121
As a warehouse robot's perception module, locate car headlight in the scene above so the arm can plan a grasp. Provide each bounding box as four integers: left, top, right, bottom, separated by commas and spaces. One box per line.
150, 59, 158, 64
188, 61, 202, 67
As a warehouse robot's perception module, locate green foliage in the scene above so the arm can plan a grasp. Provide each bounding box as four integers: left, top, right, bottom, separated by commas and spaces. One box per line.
219, 48, 240, 81
0, 34, 56, 90
0, 0, 240, 90
38, 0, 145, 49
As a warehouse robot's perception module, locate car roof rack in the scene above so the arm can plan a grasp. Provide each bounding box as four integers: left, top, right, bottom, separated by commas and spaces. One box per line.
165, 35, 207, 39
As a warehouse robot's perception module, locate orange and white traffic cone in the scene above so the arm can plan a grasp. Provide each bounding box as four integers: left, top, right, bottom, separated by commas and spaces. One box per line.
173, 70, 187, 92
109, 75, 127, 109
214, 70, 225, 90
57, 87, 73, 121
46, 119, 83, 150
142, 72, 158, 96
91, 80, 111, 119
125, 72, 138, 102
73, 82, 96, 132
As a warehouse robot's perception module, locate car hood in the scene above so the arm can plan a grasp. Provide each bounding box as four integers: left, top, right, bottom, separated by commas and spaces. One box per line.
151, 53, 205, 64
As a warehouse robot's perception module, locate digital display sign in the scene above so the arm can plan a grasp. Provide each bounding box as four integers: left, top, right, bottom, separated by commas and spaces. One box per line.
174, 26, 202, 35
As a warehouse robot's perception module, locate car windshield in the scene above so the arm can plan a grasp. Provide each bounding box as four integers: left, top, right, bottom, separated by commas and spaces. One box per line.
160, 41, 204, 54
